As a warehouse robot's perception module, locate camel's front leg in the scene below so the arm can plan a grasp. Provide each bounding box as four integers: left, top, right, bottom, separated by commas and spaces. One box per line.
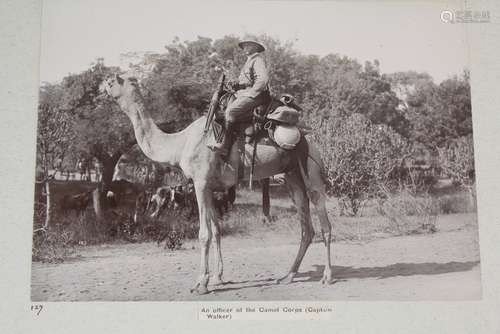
277, 172, 314, 284
211, 219, 225, 286
191, 220, 211, 295
190, 185, 215, 295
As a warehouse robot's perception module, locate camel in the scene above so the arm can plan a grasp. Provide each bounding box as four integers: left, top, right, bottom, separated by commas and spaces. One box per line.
101, 74, 333, 294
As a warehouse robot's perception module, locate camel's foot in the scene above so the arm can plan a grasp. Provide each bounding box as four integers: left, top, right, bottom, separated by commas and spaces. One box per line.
276, 272, 296, 285
190, 275, 210, 295
190, 284, 209, 295
211, 275, 226, 286
320, 267, 334, 285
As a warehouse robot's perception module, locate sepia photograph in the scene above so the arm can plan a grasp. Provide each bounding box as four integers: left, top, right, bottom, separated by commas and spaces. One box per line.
29, 0, 481, 302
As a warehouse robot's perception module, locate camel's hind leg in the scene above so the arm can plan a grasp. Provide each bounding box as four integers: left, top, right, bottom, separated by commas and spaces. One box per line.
261, 177, 273, 223
277, 171, 314, 284
306, 148, 334, 284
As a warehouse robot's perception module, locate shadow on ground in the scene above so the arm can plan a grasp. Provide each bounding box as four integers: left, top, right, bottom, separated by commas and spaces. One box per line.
212, 261, 479, 293
298, 261, 480, 281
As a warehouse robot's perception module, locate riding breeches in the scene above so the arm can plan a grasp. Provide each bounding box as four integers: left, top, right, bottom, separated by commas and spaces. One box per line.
224, 92, 270, 123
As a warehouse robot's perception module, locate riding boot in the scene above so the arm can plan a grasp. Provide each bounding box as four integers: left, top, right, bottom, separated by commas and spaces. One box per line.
210, 121, 237, 159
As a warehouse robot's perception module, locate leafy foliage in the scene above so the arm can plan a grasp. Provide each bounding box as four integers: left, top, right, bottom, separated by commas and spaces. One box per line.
312, 113, 410, 215
35, 35, 474, 219
403, 71, 472, 149
61, 61, 133, 153
36, 83, 74, 175
57, 60, 136, 189
437, 135, 475, 187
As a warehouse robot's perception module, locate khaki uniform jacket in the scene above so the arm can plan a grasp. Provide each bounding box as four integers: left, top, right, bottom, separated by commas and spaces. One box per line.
237, 52, 270, 98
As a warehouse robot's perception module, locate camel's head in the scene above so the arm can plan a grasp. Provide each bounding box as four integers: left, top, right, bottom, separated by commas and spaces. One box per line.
100, 74, 141, 100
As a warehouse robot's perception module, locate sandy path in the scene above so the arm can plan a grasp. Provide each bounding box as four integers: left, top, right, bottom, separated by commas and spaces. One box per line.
31, 216, 481, 301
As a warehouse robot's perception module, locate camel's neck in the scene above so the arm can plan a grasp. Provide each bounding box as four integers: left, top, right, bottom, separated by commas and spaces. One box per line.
117, 97, 185, 166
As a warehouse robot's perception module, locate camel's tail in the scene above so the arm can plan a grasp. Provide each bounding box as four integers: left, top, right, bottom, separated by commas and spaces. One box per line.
297, 157, 310, 189
296, 137, 329, 199
295, 137, 313, 192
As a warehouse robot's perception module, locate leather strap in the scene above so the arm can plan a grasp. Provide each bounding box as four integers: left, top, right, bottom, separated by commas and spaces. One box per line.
237, 137, 245, 181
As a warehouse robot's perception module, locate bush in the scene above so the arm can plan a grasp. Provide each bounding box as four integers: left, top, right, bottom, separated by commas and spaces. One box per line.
377, 187, 438, 235
311, 113, 410, 215
142, 212, 199, 245
435, 192, 476, 214
157, 230, 185, 250
32, 229, 75, 263
437, 135, 475, 187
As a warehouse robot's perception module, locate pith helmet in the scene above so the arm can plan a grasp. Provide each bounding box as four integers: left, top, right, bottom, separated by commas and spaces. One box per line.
238, 40, 266, 52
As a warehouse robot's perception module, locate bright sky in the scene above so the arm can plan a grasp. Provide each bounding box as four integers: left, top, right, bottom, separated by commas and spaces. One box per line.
40, 0, 469, 84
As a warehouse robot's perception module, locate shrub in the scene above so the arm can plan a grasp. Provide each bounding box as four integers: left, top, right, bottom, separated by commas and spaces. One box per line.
435, 192, 476, 214
437, 135, 476, 212
377, 186, 438, 235
157, 229, 184, 250
32, 229, 75, 263
311, 113, 410, 215
437, 135, 475, 187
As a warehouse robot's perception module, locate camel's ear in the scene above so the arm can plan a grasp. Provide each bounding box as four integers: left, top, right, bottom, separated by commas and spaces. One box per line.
115, 74, 124, 85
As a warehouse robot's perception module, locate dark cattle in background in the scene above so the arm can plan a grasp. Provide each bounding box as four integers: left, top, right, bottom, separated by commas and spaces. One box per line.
109, 180, 140, 198
169, 183, 198, 218
183, 182, 197, 218
170, 185, 185, 210
134, 190, 152, 223
149, 186, 171, 219
106, 191, 118, 208
213, 191, 230, 217
60, 191, 92, 216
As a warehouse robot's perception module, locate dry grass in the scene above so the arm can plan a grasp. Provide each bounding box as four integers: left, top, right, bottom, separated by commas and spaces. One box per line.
227, 187, 439, 244
32, 181, 477, 262
376, 188, 438, 236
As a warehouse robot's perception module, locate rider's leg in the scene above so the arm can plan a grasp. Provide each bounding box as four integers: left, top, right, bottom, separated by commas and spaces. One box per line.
211, 120, 237, 158
209, 96, 262, 157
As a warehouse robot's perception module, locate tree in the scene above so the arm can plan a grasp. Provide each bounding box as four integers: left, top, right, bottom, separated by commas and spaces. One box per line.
403, 71, 472, 150
436, 71, 472, 138
386, 70, 434, 110
303, 56, 408, 135
141, 37, 217, 126
131, 35, 410, 138
36, 83, 74, 228
60, 60, 135, 192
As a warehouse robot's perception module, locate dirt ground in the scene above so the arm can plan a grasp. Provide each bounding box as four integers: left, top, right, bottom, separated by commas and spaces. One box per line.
31, 214, 481, 301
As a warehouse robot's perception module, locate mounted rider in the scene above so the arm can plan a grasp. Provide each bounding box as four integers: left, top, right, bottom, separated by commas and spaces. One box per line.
210, 39, 271, 158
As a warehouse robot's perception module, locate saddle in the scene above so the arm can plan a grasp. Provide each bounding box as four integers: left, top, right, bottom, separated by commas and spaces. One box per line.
212, 93, 309, 150
208, 93, 311, 185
